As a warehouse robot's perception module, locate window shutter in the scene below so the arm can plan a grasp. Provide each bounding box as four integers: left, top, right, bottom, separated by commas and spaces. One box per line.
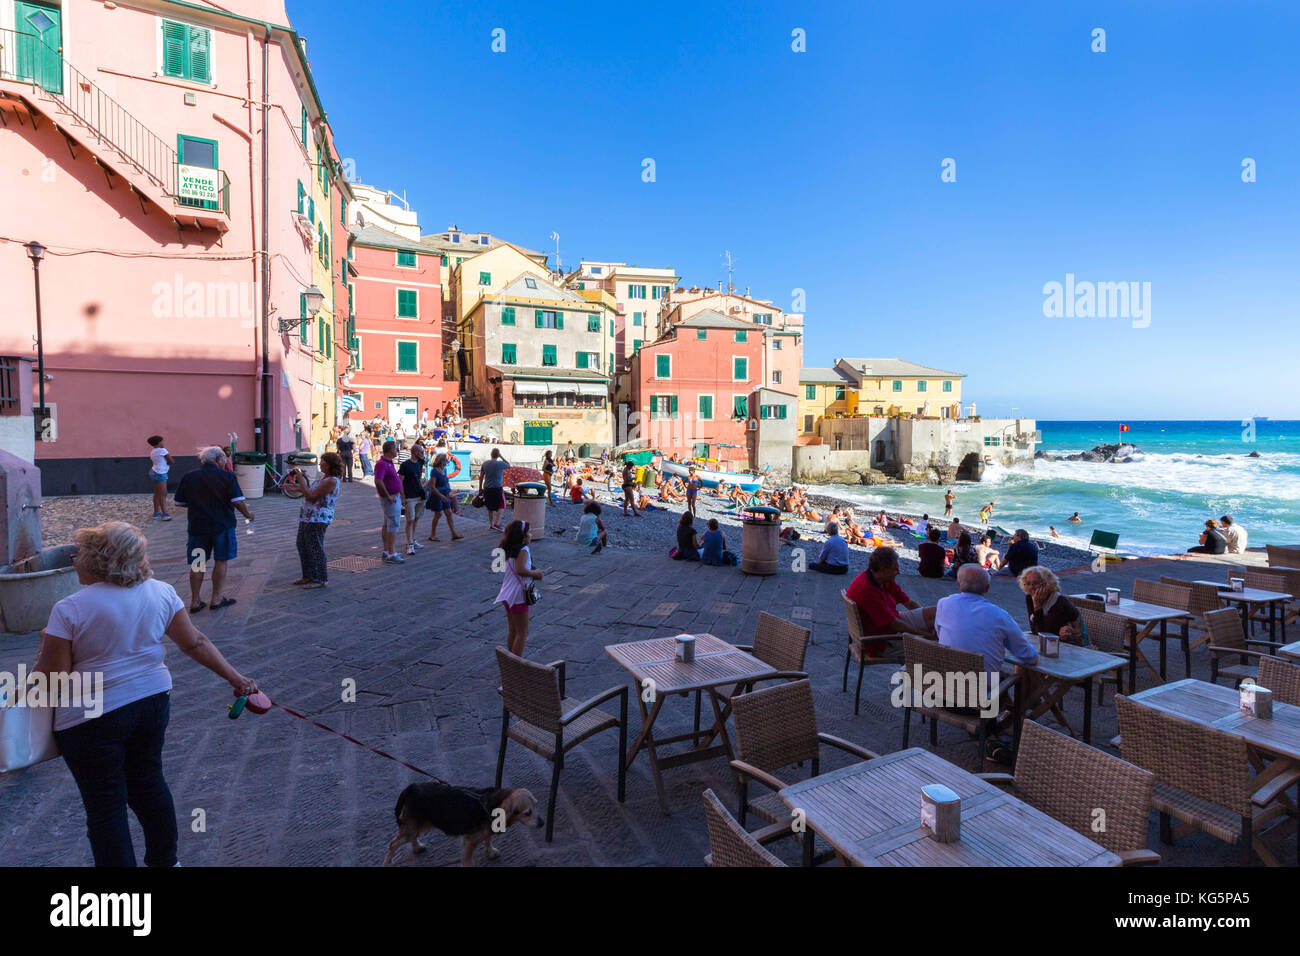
162, 21, 186, 78
308, 196, 315, 223
502, 306, 515, 326
187, 27, 211, 83
301, 106, 308, 146
299, 294, 309, 344
535, 310, 544, 328
297, 181, 304, 214
670, 395, 678, 416
556, 312, 564, 330
576, 351, 588, 369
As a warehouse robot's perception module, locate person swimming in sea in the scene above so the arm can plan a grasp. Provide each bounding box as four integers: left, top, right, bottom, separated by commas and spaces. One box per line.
1049, 525, 1060, 539
1067, 512, 1081, 523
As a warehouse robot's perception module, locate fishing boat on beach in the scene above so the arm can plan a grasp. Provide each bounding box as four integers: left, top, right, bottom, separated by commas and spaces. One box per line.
660, 442, 765, 493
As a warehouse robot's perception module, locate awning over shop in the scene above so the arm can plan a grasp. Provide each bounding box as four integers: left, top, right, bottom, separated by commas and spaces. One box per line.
511, 380, 548, 395
576, 383, 608, 396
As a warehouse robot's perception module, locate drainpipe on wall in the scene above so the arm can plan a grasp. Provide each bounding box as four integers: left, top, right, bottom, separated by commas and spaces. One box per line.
256, 23, 271, 455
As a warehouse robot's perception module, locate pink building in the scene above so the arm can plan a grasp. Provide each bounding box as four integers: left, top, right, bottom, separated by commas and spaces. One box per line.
0, 0, 343, 493
343, 225, 445, 428
659, 288, 804, 394
630, 310, 763, 459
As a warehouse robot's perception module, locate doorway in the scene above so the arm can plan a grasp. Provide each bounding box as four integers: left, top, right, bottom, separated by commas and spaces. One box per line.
388, 397, 417, 429
16, 1, 63, 94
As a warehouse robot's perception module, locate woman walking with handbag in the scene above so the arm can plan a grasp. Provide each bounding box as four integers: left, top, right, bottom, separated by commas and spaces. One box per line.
425, 453, 465, 542
32, 521, 257, 866
493, 520, 543, 656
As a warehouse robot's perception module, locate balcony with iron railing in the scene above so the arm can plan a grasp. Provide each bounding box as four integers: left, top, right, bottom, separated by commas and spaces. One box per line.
0, 27, 230, 228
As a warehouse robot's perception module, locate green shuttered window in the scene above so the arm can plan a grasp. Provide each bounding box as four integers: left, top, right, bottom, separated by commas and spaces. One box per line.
501, 343, 516, 364
733, 357, 747, 381
733, 396, 748, 418
502, 306, 516, 326
397, 289, 418, 318
397, 250, 417, 268
698, 395, 713, 420
655, 354, 671, 378
804, 384, 816, 400
162, 20, 211, 84
542, 345, 557, 366
397, 341, 418, 372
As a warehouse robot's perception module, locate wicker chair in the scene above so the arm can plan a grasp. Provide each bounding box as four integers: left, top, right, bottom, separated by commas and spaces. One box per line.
1266, 544, 1300, 569
494, 648, 628, 842
1078, 608, 1129, 702
1115, 694, 1300, 865
701, 788, 785, 867
900, 635, 1015, 763
1242, 569, 1300, 632
842, 590, 903, 716
694, 612, 810, 741
1073, 596, 1106, 614
729, 679, 878, 865
1158, 577, 1224, 647
1258, 656, 1300, 707
1131, 580, 1193, 677
978, 719, 1158, 865
1206, 607, 1279, 687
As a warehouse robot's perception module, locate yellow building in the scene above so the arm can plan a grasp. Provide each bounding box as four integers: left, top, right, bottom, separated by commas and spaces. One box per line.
797, 367, 856, 435
834, 358, 964, 418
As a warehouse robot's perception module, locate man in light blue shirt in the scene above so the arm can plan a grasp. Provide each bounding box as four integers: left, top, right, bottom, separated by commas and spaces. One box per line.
935, 565, 1038, 673
810, 521, 850, 575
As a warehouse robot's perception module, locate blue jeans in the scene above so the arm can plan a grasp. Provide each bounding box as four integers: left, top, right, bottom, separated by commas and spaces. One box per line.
54, 691, 177, 867
359, 451, 373, 477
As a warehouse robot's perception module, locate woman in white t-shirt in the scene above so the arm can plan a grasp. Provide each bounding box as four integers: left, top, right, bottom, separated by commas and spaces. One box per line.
32, 522, 257, 867
146, 435, 173, 521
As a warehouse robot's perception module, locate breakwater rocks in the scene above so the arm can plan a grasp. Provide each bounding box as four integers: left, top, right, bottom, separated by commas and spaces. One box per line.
1036, 442, 1143, 463
801, 464, 960, 487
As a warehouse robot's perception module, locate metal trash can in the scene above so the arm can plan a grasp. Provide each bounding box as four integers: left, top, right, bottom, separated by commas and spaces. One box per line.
578, 443, 591, 459
512, 481, 547, 536
232, 451, 267, 500
642, 467, 657, 490
740, 505, 781, 575
287, 452, 318, 482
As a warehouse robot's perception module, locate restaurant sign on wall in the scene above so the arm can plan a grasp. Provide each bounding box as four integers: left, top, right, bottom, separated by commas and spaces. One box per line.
524, 420, 558, 427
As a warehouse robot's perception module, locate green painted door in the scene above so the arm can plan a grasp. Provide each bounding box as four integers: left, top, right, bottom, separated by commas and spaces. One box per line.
523, 423, 553, 445
16, 2, 63, 94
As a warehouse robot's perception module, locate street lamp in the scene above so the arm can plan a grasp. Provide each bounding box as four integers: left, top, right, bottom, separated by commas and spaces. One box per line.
23, 241, 48, 441
302, 284, 325, 316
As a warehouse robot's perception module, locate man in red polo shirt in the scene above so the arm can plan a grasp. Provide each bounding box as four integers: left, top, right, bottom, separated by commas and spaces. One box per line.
846, 548, 936, 656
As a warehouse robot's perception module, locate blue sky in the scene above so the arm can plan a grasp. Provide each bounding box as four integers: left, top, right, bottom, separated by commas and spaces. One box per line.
291, 0, 1300, 419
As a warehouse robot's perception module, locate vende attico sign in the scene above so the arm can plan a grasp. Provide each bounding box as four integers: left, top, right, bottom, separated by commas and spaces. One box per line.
177, 164, 220, 203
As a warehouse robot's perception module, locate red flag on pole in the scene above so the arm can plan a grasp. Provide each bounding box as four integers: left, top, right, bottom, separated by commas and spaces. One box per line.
1119, 424, 1130, 433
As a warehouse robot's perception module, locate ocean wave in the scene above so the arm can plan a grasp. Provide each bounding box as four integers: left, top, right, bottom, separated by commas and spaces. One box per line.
990, 455, 1300, 501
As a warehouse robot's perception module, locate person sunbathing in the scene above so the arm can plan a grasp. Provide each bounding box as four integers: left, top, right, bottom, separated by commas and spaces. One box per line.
728, 485, 750, 506
714, 481, 732, 499
636, 490, 661, 512
660, 480, 684, 503
802, 504, 823, 523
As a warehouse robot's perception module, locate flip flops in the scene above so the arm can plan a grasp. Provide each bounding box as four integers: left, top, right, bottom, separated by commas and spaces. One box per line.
188, 602, 207, 613
210, 597, 237, 611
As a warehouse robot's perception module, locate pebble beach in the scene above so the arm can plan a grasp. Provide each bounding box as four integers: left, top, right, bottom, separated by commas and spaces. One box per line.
37, 475, 1096, 574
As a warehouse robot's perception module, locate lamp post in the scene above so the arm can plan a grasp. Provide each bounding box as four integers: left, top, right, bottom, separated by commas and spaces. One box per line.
23, 241, 47, 441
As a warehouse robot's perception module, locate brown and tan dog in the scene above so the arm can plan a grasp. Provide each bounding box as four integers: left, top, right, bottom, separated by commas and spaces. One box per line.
383, 782, 543, 866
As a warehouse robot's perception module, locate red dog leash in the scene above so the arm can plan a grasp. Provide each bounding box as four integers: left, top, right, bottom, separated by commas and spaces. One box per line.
272, 702, 448, 783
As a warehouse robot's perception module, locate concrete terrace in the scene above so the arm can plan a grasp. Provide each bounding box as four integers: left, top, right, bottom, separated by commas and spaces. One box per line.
0, 487, 1293, 867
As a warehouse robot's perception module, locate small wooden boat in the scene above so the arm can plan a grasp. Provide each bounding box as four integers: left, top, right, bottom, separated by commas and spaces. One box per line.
661, 442, 764, 493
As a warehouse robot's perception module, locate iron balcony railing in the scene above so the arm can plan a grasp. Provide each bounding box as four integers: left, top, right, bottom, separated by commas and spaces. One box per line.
1, 27, 228, 217
175, 162, 231, 217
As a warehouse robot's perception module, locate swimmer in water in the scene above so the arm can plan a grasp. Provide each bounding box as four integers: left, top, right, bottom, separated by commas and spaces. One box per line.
1050, 525, 1060, 539
1067, 512, 1082, 523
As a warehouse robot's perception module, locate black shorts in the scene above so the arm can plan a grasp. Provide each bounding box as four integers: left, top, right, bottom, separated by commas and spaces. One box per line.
483, 487, 505, 511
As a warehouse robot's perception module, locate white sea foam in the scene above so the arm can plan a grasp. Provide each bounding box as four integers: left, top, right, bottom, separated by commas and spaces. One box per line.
990, 454, 1300, 502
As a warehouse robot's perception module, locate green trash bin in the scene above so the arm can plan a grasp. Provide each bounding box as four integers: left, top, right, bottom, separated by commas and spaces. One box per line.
287, 451, 319, 481
578, 443, 591, 459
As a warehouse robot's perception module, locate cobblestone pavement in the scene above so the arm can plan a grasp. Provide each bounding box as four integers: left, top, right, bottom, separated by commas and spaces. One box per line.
1, 484, 1293, 866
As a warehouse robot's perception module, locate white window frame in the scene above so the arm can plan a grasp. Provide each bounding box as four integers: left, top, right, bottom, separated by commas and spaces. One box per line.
395, 249, 418, 270
394, 287, 420, 320
732, 355, 748, 382
155, 15, 218, 88
395, 339, 420, 373
732, 393, 749, 419
697, 392, 714, 421
771, 370, 782, 384
655, 352, 672, 380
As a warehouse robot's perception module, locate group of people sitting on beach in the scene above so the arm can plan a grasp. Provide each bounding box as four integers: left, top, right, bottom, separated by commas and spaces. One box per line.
1187, 515, 1248, 555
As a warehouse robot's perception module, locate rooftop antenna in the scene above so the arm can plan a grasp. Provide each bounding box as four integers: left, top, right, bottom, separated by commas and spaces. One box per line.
549, 231, 561, 271
722, 250, 736, 293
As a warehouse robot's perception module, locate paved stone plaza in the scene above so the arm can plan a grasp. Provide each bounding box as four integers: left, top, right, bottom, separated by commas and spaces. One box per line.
1, 484, 1293, 866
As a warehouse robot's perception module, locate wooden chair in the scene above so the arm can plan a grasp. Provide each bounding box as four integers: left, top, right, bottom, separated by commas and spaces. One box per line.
1206, 607, 1279, 687
701, 788, 785, 867
1073, 595, 1106, 614
978, 720, 1158, 865
494, 648, 628, 842
693, 611, 810, 742
900, 635, 1015, 763
1116, 694, 1300, 866
1078, 608, 1129, 702
841, 589, 903, 715
1258, 656, 1300, 708
730, 679, 878, 865
1266, 544, 1300, 568
1131, 580, 1193, 676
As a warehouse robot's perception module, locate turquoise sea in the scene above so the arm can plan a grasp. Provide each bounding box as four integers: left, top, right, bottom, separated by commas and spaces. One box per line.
821, 420, 1300, 556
